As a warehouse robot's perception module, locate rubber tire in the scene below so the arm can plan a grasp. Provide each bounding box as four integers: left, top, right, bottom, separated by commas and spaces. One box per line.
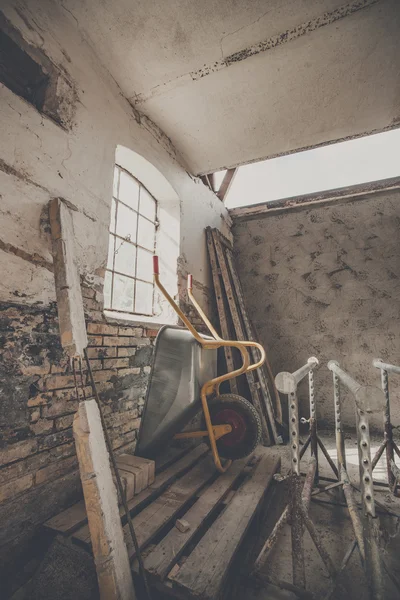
202, 394, 262, 460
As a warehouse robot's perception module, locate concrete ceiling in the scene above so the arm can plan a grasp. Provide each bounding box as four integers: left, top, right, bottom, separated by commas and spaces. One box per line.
64, 0, 400, 175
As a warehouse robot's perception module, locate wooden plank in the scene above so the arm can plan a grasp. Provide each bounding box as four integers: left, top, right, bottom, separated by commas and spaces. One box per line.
212, 230, 273, 445
205, 227, 238, 394
73, 444, 209, 545
124, 455, 218, 560
225, 246, 283, 427
171, 450, 281, 600
43, 500, 86, 536
154, 445, 189, 473
49, 198, 88, 357
143, 455, 253, 581
217, 168, 238, 202
73, 399, 135, 600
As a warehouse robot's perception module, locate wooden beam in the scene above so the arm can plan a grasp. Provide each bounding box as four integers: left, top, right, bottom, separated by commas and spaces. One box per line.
217, 168, 238, 202
73, 400, 136, 600
49, 198, 87, 357
205, 228, 238, 394
211, 230, 273, 445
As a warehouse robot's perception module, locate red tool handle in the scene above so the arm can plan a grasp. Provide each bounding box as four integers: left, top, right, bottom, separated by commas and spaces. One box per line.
153, 255, 159, 275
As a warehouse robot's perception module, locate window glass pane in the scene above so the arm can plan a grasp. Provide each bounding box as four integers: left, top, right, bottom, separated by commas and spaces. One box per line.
112, 273, 134, 312
137, 215, 155, 250
118, 170, 139, 209
136, 247, 153, 282
104, 270, 112, 308
113, 167, 119, 197
114, 240, 136, 277
116, 203, 137, 241
140, 187, 156, 221
135, 280, 153, 315
107, 234, 115, 269
110, 198, 117, 233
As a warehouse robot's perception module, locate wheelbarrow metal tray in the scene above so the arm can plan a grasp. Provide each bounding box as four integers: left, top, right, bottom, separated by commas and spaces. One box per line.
135, 325, 217, 458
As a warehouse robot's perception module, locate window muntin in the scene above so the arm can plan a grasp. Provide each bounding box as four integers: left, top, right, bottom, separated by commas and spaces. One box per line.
104, 165, 157, 316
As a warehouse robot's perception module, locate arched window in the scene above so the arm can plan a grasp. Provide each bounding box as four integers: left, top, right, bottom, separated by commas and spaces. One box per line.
104, 145, 180, 324
104, 165, 157, 315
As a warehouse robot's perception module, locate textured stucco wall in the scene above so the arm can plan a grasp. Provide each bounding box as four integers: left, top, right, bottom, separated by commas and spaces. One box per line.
232, 189, 400, 431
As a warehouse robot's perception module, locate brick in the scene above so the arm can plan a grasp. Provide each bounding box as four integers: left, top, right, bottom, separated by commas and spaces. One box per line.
82, 287, 96, 299
83, 297, 103, 312
143, 366, 151, 374
117, 368, 141, 377
103, 358, 130, 369
117, 347, 137, 357
95, 381, 114, 394
30, 409, 41, 423
89, 359, 103, 370
144, 328, 159, 338
0, 451, 51, 485
53, 387, 92, 402
88, 335, 103, 346
45, 374, 76, 390
105, 410, 138, 428
0, 474, 33, 503
118, 326, 143, 337
42, 399, 78, 418
87, 323, 118, 336
49, 442, 75, 460
87, 346, 117, 359
0, 439, 38, 466
38, 429, 73, 451
55, 414, 74, 430
35, 456, 77, 486
27, 393, 51, 407
30, 419, 54, 436
104, 336, 150, 347
91, 369, 117, 383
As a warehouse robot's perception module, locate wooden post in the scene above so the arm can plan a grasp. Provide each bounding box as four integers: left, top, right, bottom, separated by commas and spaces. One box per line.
49, 197, 88, 357
73, 399, 136, 600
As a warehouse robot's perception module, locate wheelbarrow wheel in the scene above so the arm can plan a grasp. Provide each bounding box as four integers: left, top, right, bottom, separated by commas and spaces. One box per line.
202, 394, 262, 460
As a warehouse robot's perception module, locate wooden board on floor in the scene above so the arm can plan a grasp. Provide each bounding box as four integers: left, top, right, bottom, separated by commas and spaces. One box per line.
143, 454, 253, 581
124, 455, 218, 559
45, 444, 207, 537
170, 450, 281, 600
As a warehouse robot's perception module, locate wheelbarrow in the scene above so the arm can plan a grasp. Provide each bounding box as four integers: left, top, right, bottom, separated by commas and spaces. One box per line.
135, 256, 266, 473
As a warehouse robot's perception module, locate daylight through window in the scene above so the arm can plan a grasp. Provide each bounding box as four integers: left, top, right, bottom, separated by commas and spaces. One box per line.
104, 165, 157, 316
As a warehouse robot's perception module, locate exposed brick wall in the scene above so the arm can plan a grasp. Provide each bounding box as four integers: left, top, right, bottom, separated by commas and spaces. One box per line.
0, 284, 158, 566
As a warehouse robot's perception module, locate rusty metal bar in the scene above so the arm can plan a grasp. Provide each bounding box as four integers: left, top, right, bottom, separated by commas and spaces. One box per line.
253, 504, 289, 571
291, 473, 306, 589
341, 466, 365, 560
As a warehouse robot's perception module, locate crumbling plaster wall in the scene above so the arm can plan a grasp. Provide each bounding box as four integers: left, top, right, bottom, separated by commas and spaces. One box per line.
232, 188, 400, 430
0, 0, 228, 567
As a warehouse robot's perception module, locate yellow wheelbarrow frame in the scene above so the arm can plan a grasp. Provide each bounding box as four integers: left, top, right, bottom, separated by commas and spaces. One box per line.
153, 256, 266, 473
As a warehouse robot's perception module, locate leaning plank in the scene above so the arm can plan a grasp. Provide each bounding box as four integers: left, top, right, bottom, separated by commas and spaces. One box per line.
49, 198, 87, 357
225, 246, 283, 427
143, 454, 253, 580
212, 230, 273, 445
205, 227, 238, 395
73, 399, 135, 600
125, 455, 217, 560
72, 444, 209, 545
171, 450, 281, 600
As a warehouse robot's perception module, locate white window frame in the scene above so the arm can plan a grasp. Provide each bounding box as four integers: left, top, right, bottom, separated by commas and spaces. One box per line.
104, 165, 158, 317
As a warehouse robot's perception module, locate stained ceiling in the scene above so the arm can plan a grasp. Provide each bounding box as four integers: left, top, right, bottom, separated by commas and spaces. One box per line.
64, 0, 400, 174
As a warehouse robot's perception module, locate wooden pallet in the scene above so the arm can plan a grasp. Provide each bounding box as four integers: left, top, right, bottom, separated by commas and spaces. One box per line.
44, 444, 280, 600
